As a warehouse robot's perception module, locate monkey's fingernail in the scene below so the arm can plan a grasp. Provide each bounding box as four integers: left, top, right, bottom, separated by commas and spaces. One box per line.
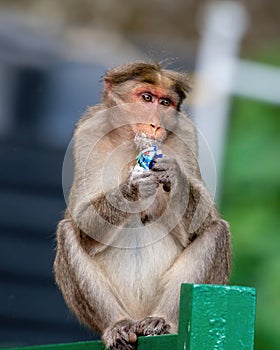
163, 182, 171, 192
129, 332, 137, 343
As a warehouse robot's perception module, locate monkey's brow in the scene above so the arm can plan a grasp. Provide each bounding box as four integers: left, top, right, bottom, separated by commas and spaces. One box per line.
134, 78, 181, 96
135, 76, 158, 85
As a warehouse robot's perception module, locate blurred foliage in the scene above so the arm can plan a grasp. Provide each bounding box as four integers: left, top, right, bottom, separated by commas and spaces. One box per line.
221, 52, 280, 349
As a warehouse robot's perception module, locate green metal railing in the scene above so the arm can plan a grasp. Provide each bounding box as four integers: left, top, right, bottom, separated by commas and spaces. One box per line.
6, 284, 256, 350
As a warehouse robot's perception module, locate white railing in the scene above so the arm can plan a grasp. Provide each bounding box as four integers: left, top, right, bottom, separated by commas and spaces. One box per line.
192, 1, 280, 199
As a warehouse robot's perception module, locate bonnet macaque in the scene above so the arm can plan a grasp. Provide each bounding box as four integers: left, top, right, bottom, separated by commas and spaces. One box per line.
54, 61, 231, 350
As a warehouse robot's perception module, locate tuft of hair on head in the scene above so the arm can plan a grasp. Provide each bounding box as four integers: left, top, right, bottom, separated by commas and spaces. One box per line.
103, 61, 190, 108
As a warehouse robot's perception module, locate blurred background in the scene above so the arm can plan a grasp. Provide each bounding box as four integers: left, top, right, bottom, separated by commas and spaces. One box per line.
0, 1, 279, 349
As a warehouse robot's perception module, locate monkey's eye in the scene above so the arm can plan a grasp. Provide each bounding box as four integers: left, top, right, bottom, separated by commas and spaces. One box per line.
142, 93, 153, 103
160, 98, 171, 107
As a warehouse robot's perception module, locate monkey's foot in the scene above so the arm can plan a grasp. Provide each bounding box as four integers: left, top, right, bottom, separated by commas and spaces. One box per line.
102, 320, 138, 350
136, 316, 171, 336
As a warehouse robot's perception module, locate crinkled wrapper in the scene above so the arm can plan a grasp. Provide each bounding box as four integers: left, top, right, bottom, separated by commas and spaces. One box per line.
133, 145, 163, 173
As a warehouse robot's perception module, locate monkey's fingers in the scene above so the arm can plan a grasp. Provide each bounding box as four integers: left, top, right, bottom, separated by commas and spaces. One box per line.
162, 182, 171, 192
114, 334, 135, 350
128, 331, 137, 343
152, 157, 177, 172
130, 170, 156, 182
103, 320, 137, 350
138, 180, 158, 199
130, 171, 155, 188
114, 328, 137, 350
153, 319, 171, 335
152, 171, 171, 192
135, 316, 170, 336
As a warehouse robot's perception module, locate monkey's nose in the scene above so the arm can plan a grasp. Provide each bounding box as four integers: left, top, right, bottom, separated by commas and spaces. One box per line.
150, 124, 160, 130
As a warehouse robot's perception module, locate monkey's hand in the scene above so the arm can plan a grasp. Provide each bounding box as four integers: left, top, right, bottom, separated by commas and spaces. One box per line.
135, 316, 171, 336
102, 317, 170, 350
102, 320, 138, 350
128, 171, 159, 199
152, 156, 183, 192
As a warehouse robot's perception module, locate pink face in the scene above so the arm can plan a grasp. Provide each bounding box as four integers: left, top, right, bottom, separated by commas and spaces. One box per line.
127, 85, 179, 141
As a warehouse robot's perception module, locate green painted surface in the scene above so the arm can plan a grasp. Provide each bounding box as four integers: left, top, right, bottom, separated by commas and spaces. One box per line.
4, 341, 105, 350
3, 284, 256, 350
138, 334, 177, 350
177, 284, 256, 350
6, 335, 177, 350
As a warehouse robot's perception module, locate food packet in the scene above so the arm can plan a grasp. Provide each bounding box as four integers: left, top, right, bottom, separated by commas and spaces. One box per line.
134, 145, 163, 172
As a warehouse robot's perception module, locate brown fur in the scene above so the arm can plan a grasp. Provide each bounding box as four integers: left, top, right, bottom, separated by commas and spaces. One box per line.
54, 62, 231, 350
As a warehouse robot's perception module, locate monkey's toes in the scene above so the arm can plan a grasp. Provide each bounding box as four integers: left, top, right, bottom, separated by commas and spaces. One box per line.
136, 316, 171, 336
102, 320, 137, 350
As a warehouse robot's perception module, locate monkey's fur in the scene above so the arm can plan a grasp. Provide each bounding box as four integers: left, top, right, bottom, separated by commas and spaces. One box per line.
54, 62, 231, 350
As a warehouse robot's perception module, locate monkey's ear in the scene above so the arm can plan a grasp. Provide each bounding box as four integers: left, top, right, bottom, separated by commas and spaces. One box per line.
104, 77, 112, 91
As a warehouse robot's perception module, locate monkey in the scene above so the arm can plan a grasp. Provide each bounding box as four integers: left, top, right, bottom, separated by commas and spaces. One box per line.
54, 61, 231, 350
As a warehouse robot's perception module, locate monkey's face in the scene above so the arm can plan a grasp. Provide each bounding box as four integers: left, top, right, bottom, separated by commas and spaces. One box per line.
111, 81, 179, 142
122, 83, 180, 144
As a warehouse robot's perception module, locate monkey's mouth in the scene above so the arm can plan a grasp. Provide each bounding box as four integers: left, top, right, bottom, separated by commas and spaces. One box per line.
134, 133, 162, 150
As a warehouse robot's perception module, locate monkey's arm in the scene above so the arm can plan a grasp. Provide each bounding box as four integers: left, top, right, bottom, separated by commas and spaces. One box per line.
152, 156, 221, 245
151, 156, 231, 330
70, 182, 134, 243
54, 219, 132, 333
69, 170, 158, 245
67, 118, 162, 242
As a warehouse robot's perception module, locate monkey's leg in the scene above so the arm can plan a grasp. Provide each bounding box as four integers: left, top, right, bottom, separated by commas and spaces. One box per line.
54, 219, 138, 349
152, 220, 231, 332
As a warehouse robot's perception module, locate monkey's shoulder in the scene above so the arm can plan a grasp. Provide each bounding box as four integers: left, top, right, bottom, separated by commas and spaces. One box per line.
76, 104, 105, 128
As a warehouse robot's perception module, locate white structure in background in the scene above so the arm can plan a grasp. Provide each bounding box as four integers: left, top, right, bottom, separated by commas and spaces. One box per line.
193, 1, 280, 201
234, 60, 280, 104
192, 1, 248, 200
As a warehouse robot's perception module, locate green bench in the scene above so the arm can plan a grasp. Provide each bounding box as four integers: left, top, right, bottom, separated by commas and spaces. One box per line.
7, 284, 256, 350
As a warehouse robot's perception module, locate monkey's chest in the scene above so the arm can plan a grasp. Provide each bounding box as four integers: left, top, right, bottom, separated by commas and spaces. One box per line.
95, 227, 182, 316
